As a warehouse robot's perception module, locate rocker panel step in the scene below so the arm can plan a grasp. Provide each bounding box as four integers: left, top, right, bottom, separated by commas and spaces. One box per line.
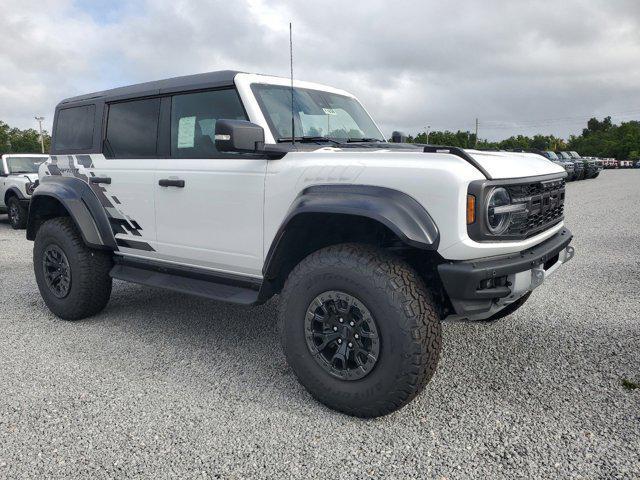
110, 264, 260, 305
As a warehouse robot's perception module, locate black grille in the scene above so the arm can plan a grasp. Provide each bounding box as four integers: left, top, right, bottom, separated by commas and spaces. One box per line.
505, 178, 565, 238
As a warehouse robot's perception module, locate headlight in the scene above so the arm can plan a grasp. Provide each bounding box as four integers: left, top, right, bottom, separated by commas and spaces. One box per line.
486, 187, 511, 235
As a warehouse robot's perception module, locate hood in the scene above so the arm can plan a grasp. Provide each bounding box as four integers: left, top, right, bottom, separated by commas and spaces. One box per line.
464, 150, 566, 180
9, 173, 39, 183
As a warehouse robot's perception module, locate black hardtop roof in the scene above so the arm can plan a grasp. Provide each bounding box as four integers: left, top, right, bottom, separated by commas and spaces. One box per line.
59, 70, 243, 106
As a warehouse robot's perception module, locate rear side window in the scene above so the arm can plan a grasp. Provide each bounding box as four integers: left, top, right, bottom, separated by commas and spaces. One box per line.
54, 105, 95, 151
170, 89, 247, 158
105, 98, 160, 158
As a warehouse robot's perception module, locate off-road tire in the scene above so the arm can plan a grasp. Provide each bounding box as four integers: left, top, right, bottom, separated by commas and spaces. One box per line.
7, 196, 27, 229
483, 291, 532, 322
278, 243, 442, 418
34, 217, 113, 320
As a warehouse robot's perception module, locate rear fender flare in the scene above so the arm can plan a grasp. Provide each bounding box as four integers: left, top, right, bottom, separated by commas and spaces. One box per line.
26, 176, 116, 250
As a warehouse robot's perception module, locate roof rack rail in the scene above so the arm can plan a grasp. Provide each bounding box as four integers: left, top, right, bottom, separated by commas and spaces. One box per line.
422, 145, 492, 179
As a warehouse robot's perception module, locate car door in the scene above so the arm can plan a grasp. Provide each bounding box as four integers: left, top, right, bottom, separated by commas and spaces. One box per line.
154, 88, 267, 277
94, 98, 161, 255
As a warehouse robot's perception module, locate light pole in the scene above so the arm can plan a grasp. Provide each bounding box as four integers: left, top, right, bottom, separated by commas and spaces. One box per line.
425, 125, 431, 144
35, 116, 45, 153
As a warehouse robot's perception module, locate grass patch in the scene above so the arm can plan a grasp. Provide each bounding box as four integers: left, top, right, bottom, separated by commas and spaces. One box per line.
621, 378, 639, 391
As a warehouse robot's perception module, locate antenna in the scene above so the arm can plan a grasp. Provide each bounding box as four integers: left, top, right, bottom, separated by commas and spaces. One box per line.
289, 22, 295, 146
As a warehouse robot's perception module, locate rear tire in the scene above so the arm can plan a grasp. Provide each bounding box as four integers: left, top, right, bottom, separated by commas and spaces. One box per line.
278, 243, 442, 418
34, 217, 113, 320
7, 196, 27, 229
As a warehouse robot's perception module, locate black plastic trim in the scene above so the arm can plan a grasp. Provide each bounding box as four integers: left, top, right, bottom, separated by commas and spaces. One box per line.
263, 184, 440, 277
113, 255, 262, 290
438, 228, 573, 302
26, 175, 117, 250
111, 256, 261, 304
423, 145, 491, 179
4, 186, 25, 201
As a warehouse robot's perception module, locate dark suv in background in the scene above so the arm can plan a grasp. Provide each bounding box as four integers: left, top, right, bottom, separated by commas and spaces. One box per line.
557, 151, 585, 180
569, 151, 601, 178
539, 151, 576, 181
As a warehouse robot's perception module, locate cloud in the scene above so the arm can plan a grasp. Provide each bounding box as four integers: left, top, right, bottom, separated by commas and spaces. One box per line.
1, 0, 639, 140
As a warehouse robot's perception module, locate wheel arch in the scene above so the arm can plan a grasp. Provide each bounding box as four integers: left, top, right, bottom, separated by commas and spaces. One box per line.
26, 176, 116, 250
259, 185, 440, 301
4, 186, 25, 205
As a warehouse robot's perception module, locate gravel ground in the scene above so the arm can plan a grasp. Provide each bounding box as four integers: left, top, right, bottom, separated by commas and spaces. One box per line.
1, 169, 639, 479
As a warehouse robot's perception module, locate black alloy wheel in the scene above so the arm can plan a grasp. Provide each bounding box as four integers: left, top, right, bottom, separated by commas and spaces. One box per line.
42, 244, 72, 298
304, 290, 380, 380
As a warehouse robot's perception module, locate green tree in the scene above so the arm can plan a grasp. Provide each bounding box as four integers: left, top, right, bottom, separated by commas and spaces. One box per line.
0, 121, 10, 152
3, 126, 51, 153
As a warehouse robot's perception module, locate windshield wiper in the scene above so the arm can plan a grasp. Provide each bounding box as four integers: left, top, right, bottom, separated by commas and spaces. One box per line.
10, 171, 36, 174
346, 137, 383, 143
277, 136, 342, 146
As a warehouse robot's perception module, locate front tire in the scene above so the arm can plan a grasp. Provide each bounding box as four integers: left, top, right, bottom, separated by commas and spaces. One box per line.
278, 244, 442, 418
7, 196, 27, 229
34, 217, 113, 320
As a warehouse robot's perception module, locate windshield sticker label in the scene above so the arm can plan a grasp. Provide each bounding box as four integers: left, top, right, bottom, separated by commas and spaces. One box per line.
177, 116, 196, 148
322, 108, 337, 115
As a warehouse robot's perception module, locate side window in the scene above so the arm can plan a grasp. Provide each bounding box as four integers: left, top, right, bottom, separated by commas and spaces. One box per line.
54, 105, 95, 151
105, 98, 160, 158
170, 89, 247, 158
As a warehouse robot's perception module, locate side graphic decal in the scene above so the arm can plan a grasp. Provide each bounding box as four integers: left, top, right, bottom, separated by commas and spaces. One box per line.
47, 155, 154, 252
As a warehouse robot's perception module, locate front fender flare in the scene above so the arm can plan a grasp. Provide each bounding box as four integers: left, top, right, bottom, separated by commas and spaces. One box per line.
264, 184, 440, 276
26, 176, 117, 250
4, 186, 26, 202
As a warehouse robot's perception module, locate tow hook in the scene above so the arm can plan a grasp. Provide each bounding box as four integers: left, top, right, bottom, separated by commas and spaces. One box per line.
531, 267, 545, 288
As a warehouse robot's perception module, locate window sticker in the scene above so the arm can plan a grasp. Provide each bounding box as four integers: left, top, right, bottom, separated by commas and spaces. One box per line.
177, 116, 196, 148
322, 108, 337, 115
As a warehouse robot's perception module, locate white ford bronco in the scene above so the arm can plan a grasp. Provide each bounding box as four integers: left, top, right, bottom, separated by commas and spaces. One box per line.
1, 153, 48, 229
28, 71, 574, 417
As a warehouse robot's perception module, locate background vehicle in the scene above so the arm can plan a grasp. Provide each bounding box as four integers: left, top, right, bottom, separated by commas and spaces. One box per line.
0, 154, 48, 229
557, 151, 585, 179
27, 71, 574, 417
539, 151, 576, 180
601, 158, 618, 168
619, 160, 633, 168
569, 151, 601, 178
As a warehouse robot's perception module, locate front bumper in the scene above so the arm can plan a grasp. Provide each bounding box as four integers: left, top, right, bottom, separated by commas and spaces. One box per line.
438, 228, 574, 320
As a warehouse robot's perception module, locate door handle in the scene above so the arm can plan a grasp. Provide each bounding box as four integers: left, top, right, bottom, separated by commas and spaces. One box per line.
158, 179, 185, 188
90, 176, 111, 184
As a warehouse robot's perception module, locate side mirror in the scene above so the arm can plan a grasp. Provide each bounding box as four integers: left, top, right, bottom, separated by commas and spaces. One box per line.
215, 119, 265, 153
391, 131, 407, 143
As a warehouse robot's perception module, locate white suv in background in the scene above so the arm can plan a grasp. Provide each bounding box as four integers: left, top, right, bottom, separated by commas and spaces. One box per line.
1, 154, 48, 229
27, 71, 575, 417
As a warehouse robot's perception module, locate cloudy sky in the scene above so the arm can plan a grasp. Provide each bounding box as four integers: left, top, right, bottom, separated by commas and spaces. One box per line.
2, 0, 640, 140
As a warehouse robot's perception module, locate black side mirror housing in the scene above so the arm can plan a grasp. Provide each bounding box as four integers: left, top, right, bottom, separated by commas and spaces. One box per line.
391, 131, 407, 143
215, 119, 265, 153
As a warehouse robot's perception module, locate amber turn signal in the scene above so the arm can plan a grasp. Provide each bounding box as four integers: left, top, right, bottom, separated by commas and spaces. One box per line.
467, 194, 476, 224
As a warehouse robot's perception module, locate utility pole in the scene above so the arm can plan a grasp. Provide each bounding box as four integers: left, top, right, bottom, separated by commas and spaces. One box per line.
474, 117, 478, 148
35, 116, 45, 153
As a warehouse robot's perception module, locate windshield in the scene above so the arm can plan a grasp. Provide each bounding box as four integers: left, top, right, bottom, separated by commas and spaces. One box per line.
6, 156, 46, 174
569, 151, 580, 158
545, 151, 559, 160
251, 84, 384, 142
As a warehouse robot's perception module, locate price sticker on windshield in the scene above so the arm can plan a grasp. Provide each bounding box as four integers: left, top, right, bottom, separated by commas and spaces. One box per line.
322, 108, 337, 115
